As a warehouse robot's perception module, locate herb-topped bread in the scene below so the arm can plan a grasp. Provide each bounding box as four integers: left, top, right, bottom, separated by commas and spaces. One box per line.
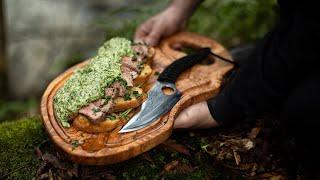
53, 38, 153, 133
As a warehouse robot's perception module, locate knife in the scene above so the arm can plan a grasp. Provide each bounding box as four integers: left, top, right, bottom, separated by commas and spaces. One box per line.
119, 47, 220, 133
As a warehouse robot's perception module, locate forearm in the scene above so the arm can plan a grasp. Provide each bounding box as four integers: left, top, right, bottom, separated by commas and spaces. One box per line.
168, 0, 203, 19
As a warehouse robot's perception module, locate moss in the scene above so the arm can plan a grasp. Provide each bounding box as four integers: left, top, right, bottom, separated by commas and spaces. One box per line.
0, 116, 46, 180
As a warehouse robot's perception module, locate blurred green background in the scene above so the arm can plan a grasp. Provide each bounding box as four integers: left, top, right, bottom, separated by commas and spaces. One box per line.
0, 0, 277, 179
0, 0, 277, 123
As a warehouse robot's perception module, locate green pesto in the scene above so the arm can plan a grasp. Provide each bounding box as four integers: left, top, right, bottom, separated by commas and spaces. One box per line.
54, 37, 134, 127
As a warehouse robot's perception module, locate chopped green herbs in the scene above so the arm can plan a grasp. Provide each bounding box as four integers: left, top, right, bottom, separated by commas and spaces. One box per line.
119, 108, 133, 119
104, 96, 111, 102
92, 107, 101, 114
132, 90, 142, 98
54, 37, 135, 127
123, 92, 132, 101
106, 114, 117, 120
71, 139, 80, 150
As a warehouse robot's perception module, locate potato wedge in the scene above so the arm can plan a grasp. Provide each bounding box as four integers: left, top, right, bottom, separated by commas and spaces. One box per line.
73, 115, 120, 133
73, 109, 137, 133
111, 87, 145, 112
133, 64, 152, 86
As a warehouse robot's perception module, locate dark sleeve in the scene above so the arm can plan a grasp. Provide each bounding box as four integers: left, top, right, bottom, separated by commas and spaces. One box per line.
207, 1, 319, 126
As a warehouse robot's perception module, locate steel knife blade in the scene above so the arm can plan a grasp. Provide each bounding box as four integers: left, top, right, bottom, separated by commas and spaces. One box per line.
119, 48, 212, 133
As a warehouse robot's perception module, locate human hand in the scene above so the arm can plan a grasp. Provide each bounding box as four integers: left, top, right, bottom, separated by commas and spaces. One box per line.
173, 101, 219, 129
134, 6, 189, 46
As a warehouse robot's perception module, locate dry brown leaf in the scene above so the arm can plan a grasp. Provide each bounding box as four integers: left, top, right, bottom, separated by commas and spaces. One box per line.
142, 152, 154, 164
162, 139, 191, 156
233, 150, 241, 165
247, 127, 261, 139
226, 138, 254, 152
175, 164, 195, 174
35, 147, 43, 159
257, 172, 286, 180
164, 160, 179, 172
42, 153, 67, 170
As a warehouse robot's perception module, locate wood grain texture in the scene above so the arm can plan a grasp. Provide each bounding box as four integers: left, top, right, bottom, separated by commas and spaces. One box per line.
40, 32, 234, 165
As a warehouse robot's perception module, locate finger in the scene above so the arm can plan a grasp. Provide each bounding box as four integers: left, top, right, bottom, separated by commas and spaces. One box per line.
144, 23, 165, 46
173, 106, 193, 129
134, 22, 152, 43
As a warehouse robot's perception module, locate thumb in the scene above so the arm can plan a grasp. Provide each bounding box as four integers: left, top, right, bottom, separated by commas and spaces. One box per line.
144, 24, 165, 47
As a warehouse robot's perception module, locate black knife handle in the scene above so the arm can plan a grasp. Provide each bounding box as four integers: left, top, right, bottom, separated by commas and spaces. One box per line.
158, 48, 211, 83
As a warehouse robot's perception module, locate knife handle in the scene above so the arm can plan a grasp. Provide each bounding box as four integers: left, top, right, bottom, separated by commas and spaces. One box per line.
158, 48, 211, 83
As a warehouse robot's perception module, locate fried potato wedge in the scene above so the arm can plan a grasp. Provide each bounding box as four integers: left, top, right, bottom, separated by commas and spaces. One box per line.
111, 87, 145, 112
73, 115, 120, 133
133, 64, 152, 86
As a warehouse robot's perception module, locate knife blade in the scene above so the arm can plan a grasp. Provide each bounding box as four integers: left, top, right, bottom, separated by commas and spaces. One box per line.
119, 48, 212, 133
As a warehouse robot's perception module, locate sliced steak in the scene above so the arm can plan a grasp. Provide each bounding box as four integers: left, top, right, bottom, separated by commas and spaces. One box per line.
93, 99, 106, 107
132, 44, 148, 62
112, 81, 126, 96
105, 87, 117, 98
79, 103, 105, 124
101, 100, 114, 113
122, 56, 139, 72
121, 66, 134, 87
130, 71, 138, 79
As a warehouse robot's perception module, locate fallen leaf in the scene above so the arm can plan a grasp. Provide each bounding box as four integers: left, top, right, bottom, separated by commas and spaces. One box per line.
233, 150, 241, 165
226, 138, 254, 152
164, 160, 179, 172
247, 127, 261, 139
142, 152, 154, 164
257, 172, 286, 180
201, 144, 218, 156
35, 147, 43, 159
42, 153, 67, 170
174, 164, 195, 174
101, 173, 116, 180
162, 139, 191, 156
38, 173, 49, 180
48, 169, 54, 180
36, 162, 48, 177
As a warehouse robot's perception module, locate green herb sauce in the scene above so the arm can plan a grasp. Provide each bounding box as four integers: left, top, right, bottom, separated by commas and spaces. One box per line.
54, 37, 134, 127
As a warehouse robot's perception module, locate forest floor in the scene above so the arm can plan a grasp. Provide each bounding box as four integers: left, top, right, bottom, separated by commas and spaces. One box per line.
1, 115, 297, 179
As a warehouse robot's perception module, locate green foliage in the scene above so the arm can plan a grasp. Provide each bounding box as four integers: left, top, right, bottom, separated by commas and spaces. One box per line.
95, 0, 170, 41
189, 0, 277, 47
0, 117, 46, 179
98, 0, 277, 47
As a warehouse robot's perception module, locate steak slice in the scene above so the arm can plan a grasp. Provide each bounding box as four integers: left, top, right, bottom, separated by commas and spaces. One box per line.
105, 87, 117, 98
112, 81, 126, 96
79, 103, 105, 124
101, 100, 114, 113
132, 44, 148, 62
121, 65, 134, 87
122, 56, 139, 72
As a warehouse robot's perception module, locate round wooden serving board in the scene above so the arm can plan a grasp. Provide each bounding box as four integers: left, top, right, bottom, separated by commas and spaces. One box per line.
41, 32, 234, 165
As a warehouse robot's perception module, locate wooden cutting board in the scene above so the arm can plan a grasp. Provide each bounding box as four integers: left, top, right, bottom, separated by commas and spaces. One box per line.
40, 32, 234, 165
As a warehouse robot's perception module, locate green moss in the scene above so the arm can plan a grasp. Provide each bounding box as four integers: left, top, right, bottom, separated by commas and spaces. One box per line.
0, 116, 46, 180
